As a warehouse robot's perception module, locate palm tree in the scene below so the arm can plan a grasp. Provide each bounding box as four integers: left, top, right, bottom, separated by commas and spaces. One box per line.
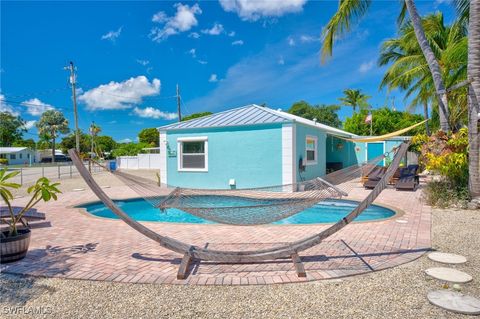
378, 13, 468, 133
36, 110, 70, 163
321, 0, 450, 131
338, 89, 370, 113
465, 0, 480, 198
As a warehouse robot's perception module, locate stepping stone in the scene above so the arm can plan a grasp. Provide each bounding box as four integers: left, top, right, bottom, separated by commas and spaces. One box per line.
428, 252, 467, 265
101, 185, 111, 189
425, 267, 472, 283
73, 188, 85, 192
427, 290, 480, 315
395, 219, 408, 224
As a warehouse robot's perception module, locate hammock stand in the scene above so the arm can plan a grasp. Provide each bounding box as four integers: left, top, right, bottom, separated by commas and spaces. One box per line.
69, 142, 409, 279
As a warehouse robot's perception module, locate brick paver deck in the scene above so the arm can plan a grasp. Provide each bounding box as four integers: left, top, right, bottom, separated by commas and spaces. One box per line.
1, 182, 431, 285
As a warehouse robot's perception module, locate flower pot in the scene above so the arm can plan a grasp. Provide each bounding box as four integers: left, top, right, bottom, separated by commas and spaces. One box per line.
0, 228, 31, 263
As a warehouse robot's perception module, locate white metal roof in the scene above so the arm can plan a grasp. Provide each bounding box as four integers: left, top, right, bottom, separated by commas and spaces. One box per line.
159, 104, 357, 138
0, 147, 28, 154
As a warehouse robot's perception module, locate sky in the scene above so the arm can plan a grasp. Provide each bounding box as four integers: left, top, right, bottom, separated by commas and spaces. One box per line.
0, 0, 456, 143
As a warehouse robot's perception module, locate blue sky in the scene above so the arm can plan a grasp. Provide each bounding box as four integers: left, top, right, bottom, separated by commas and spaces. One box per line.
1, 0, 456, 143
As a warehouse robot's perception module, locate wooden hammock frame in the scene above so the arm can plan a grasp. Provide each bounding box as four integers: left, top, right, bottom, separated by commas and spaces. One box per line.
69, 142, 409, 280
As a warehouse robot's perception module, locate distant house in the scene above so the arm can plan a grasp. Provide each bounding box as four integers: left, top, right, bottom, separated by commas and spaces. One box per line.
158, 104, 407, 189
0, 147, 36, 165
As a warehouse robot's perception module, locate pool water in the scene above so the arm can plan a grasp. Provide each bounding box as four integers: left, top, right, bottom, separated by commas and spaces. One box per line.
79, 197, 396, 225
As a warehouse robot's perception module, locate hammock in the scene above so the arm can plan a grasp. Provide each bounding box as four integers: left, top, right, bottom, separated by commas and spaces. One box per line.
344, 120, 427, 143
98, 151, 388, 225
68, 141, 409, 279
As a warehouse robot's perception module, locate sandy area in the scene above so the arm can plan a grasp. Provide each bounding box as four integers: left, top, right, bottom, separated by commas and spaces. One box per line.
1, 201, 479, 318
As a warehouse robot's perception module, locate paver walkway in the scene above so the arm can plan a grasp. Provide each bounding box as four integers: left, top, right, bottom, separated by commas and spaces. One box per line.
1, 182, 431, 285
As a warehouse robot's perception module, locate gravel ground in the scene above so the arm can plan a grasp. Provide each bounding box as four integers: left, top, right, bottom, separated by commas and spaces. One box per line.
1, 207, 479, 318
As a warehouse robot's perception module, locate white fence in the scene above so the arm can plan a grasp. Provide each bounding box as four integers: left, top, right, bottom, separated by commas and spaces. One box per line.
116, 154, 161, 170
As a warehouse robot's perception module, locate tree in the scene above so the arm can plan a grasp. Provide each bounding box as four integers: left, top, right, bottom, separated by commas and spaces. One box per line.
338, 89, 371, 113
0, 112, 26, 147
379, 12, 467, 133
111, 142, 149, 157
181, 112, 213, 122
138, 128, 159, 147
288, 100, 342, 128
321, 0, 450, 131
36, 110, 70, 162
13, 139, 36, 149
465, 0, 480, 198
343, 107, 425, 136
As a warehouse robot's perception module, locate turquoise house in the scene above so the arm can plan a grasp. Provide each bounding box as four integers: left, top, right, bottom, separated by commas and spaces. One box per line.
158, 104, 407, 189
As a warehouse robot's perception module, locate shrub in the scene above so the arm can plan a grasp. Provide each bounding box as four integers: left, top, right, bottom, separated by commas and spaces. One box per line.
0, 158, 8, 165
413, 128, 470, 207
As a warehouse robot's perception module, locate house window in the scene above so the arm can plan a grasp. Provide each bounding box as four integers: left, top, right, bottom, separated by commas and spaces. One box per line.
178, 137, 208, 172
305, 136, 317, 165
19, 153, 23, 159
10, 154, 16, 160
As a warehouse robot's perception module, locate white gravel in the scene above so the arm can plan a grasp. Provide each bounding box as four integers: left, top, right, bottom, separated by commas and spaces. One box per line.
1, 207, 479, 318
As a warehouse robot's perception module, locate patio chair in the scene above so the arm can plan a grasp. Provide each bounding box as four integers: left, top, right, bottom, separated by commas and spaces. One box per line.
395, 165, 420, 191
363, 166, 388, 189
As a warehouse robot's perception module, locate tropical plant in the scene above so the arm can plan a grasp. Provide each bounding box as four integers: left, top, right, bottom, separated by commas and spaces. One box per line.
288, 101, 342, 128
321, 0, 450, 131
338, 89, 371, 113
411, 129, 470, 206
138, 128, 160, 147
343, 107, 425, 136
0, 112, 26, 147
0, 168, 61, 237
111, 142, 150, 157
36, 110, 70, 162
464, 0, 480, 198
379, 12, 467, 133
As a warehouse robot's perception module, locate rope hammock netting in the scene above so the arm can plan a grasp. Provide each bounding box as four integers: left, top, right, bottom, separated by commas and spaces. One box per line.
99, 150, 390, 225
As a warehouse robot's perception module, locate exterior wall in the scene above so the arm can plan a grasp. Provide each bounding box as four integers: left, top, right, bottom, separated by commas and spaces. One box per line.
325, 136, 360, 170
164, 124, 284, 189
1, 149, 35, 165
294, 123, 326, 181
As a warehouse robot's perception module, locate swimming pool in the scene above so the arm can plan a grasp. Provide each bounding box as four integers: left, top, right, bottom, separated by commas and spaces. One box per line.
78, 197, 396, 225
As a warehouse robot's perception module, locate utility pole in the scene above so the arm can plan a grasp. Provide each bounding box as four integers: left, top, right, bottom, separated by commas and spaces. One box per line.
89, 121, 95, 173
176, 84, 182, 122
65, 61, 80, 153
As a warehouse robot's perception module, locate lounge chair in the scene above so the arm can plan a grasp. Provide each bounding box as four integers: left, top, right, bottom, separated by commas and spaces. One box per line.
363, 166, 388, 189
395, 165, 420, 191
0, 207, 46, 228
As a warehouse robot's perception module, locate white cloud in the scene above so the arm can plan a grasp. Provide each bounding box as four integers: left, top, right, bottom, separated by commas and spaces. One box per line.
300, 34, 320, 43
202, 23, 225, 35
359, 60, 375, 73
219, 0, 306, 21
136, 59, 150, 66
0, 94, 19, 116
118, 138, 132, 143
197, 60, 208, 65
78, 76, 161, 110
208, 74, 219, 83
24, 120, 36, 130
228, 31, 236, 37
21, 98, 55, 116
150, 3, 202, 42
133, 107, 177, 120
277, 56, 285, 65
287, 36, 295, 46
101, 27, 122, 42
189, 32, 200, 38
232, 40, 244, 46
188, 48, 197, 58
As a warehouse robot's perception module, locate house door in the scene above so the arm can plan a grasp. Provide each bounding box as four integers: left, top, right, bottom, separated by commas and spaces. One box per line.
367, 142, 385, 166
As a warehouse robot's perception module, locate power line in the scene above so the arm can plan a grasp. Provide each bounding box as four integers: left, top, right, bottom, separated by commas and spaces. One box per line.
1, 87, 70, 99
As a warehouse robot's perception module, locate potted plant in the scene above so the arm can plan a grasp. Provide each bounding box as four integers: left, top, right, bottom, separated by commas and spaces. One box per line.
0, 168, 61, 263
